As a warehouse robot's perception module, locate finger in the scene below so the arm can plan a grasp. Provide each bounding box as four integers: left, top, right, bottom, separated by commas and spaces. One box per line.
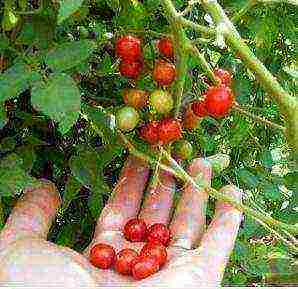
193, 185, 243, 284
85, 155, 149, 254
139, 168, 176, 226
170, 158, 212, 249
0, 180, 60, 250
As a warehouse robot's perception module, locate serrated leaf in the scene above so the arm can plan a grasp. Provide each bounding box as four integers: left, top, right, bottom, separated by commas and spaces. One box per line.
31, 73, 81, 134
0, 63, 41, 102
0, 153, 39, 196
57, 0, 85, 24
45, 40, 96, 72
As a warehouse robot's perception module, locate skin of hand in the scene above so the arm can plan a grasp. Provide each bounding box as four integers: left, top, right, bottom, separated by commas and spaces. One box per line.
0, 155, 242, 287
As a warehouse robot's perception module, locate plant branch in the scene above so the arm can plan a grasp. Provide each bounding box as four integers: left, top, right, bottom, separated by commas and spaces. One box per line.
231, 0, 257, 23
233, 104, 286, 132
186, 43, 218, 85
160, 0, 190, 117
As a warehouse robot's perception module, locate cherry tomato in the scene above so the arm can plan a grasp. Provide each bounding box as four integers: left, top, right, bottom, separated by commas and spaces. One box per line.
123, 88, 148, 109
131, 255, 160, 280
152, 60, 176, 86
158, 118, 182, 145
116, 106, 139, 132
139, 121, 160, 145
116, 35, 142, 61
123, 218, 147, 242
140, 242, 167, 267
214, 68, 232, 87
147, 223, 171, 247
89, 243, 116, 269
183, 105, 201, 130
114, 248, 139, 275
149, 89, 174, 114
191, 99, 208, 117
172, 139, 193, 160
204, 85, 235, 118
119, 60, 143, 79
156, 38, 174, 59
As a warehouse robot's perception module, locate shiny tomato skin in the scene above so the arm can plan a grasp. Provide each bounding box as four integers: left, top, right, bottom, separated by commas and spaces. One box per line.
123, 88, 148, 109
131, 255, 160, 280
147, 223, 171, 247
114, 248, 139, 275
123, 218, 147, 242
119, 60, 143, 79
191, 100, 208, 117
116, 35, 142, 61
157, 38, 174, 59
89, 243, 116, 269
158, 118, 182, 145
139, 121, 160, 145
204, 85, 234, 118
152, 60, 176, 86
140, 242, 167, 267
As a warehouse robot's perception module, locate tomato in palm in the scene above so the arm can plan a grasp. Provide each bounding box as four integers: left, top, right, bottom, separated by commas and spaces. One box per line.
89, 243, 116, 269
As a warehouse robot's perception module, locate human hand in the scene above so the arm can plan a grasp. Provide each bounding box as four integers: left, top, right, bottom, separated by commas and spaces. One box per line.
0, 155, 242, 287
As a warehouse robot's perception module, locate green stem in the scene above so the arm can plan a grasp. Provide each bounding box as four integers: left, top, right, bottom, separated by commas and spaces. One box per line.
186, 43, 218, 85
231, 0, 257, 23
160, 0, 189, 116
200, 0, 298, 161
233, 104, 286, 132
118, 130, 298, 241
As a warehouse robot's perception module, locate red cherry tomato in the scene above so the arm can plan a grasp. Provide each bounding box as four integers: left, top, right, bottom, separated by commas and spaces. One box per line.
214, 68, 232, 87
116, 35, 142, 61
204, 85, 235, 118
119, 60, 143, 79
114, 248, 139, 275
156, 38, 174, 59
123, 218, 147, 242
89, 243, 116, 269
191, 99, 208, 117
131, 255, 160, 280
158, 118, 182, 145
147, 223, 171, 247
152, 60, 176, 86
140, 242, 167, 267
139, 121, 160, 145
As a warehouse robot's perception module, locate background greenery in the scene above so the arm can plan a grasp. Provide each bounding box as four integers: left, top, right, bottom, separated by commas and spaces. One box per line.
0, 0, 297, 286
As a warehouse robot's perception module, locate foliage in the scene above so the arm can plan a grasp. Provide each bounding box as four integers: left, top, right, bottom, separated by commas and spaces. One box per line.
0, 0, 297, 286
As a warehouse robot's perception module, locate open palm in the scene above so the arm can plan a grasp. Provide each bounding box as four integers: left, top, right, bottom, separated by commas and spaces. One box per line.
0, 155, 242, 287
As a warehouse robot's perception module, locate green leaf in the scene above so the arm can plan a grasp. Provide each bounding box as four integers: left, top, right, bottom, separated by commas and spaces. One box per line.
88, 177, 105, 219
105, 0, 121, 13
61, 176, 81, 213
55, 223, 76, 247
0, 153, 39, 197
0, 103, 7, 129
31, 73, 81, 134
57, 0, 85, 24
0, 63, 41, 102
82, 104, 117, 145
259, 181, 281, 201
69, 146, 102, 189
238, 168, 260, 189
45, 40, 96, 72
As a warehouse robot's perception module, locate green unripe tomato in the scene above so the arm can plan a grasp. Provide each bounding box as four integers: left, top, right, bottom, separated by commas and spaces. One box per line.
116, 106, 139, 132
2, 9, 19, 31
149, 89, 173, 114
172, 140, 193, 160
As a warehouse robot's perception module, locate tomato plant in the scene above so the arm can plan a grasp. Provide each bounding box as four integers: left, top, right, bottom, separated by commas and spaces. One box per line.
0, 0, 297, 286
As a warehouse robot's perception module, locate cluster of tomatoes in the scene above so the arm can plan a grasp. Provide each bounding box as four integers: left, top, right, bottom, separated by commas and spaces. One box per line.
89, 219, 171, 280
114, 35, 234, 157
